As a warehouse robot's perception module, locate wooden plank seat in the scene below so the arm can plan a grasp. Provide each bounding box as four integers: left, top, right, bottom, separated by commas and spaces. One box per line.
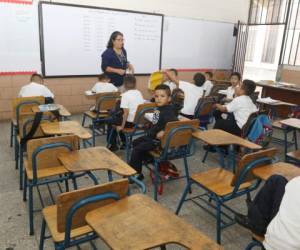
40, 179, 129, 249
83, 110, 109, 119
286, 149, 300, 160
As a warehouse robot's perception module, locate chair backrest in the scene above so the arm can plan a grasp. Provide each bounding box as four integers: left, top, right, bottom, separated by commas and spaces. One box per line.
231, 147, 277, 187
95, 92, 120, 112
56, 179, 129, 232
194, 97, 216, 118
26, 135, 79, 172
133, 102, 157, 126
210, 84, 228, 97
161, 119, 199, 149
12, 96, 45, 121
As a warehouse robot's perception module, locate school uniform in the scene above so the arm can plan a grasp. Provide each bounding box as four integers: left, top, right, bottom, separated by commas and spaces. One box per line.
226, 86, 236, 99
203, 80, 213, 96
18, 82, 54, 98
179, 81, 204, 119
129, 104, 178, 173
163, 80, 177, 92
214, 95, 258, 136
91, 82, 118, 93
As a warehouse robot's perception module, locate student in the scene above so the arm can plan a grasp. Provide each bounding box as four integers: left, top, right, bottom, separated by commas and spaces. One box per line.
235, 175, 300, 250
203, 71, 214, 97
225, 72, 241, 100
165, 70, 206, 119
18, 73, 54, 103
129, 84, 178, 180
162, 68, 178, 92
214, 79, 258, 136
109, 74, 144, 151
91, 73, 118, 93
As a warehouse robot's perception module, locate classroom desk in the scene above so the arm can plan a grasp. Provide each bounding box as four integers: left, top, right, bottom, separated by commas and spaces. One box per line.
32, 104, 71, 118
40, 121, 92, 140
253, 162, 300, 181
256, 81, 300, 117
256, 99, 296, 119
58, 146, 136, 184
193, 129, 261, 171
86, 194, 223, 250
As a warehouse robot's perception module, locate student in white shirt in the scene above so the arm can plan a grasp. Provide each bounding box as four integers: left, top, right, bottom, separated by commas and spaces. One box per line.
91, 73, 118, 93
161, 68, 178, 92
214, 79, 258, 136
109, 74, 144, 151
203, 71, 214, 97
224, 72, 241, 100
18, 73, 54, 103
235, 175, 300, 250
165, 70, 205, 119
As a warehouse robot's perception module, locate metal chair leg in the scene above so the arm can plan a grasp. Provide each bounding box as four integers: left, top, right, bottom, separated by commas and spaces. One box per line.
19, 145, 24, 190
202, 149, 209, 163
23, 172, 28, 201
82, 114, 86, 127
216, 199, 221, 244
10, 121, 13, 147
153, 160, 159, 201
245, 240, 264, 250
29, 184, 34, 235
39, 219, 46, 250
175, 181, 192, 215
92, 121, 96, 147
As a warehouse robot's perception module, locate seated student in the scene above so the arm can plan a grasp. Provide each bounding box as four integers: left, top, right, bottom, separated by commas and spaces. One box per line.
129, 84, 178, 180
18, 73, 54, 103
162, 68, 178, 92
235, 175, 300, 250
91, 73, 118, 93
165, 70, 206, 119
203, 71, 214, 97
108, 74, 144, 151
214, 79, 258, 136
224, 72, 241, 101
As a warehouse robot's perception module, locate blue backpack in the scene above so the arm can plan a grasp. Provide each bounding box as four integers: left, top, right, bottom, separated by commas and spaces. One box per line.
243, 113, 273, 148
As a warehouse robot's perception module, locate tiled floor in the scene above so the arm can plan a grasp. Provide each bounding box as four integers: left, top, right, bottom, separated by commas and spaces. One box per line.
0, 115, 293, 250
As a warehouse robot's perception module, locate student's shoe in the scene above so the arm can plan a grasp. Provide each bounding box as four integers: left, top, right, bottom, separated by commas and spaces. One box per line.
235, 213, 252, 231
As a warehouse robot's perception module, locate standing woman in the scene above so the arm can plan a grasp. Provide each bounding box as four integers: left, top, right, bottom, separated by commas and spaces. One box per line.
101, 31, 134, 87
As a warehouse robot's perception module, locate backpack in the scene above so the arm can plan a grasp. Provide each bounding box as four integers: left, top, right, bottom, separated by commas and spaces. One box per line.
243, 113, 273, 148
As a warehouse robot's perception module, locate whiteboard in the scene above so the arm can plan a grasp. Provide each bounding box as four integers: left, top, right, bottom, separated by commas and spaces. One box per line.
0, 1, 40, 73
162, 17, 236, 70
39, 2, 163, 76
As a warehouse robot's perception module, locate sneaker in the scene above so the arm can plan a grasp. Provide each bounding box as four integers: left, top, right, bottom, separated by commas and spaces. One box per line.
235, 212, 252, 231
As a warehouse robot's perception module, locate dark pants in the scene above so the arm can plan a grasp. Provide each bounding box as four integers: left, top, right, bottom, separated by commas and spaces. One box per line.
180, 113, 194, 120
248, 175, 288, 236
129, 136, 158, 173
213, 111, 241, 136
107, 122, 133, 146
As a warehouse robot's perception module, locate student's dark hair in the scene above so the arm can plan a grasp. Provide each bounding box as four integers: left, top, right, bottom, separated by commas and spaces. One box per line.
242, 79, 256, 96
193, 73, 206, 87
98, 73, 110, 82
123, 74, 136, 89
107, 31, 123, 48
155, 84, 171, 96
231, 71, 242, 80
205, 71, 213, 78
169, 68, 178, 76
30, 73, 43, 83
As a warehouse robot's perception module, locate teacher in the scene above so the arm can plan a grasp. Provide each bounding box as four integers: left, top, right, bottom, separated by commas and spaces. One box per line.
101, 31, 134, 87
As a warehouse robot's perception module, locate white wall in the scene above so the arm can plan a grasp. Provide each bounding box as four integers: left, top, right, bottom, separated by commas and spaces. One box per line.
48, 0, 250, 23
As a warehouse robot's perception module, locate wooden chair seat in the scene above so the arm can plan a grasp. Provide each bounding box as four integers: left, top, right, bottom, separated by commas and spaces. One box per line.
43, 205, 93, 243
83, 111, 108, 119
191, 168, 252, 196
252, 233, 264, 242
122, 127, 135, 133
24, 160, 69, 180
287, 150, 300, 160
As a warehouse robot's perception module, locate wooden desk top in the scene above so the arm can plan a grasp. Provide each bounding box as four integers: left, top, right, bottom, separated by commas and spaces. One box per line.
58, 146, 136, 176
257, 99, 296, 107
256, 81, 300, 93
253, 162, 300, 181
32, 104, 71, 117
192, 129, 262, 150
40, 121, 91, 140
280, 118, 300, 130
86, 194, 223, 250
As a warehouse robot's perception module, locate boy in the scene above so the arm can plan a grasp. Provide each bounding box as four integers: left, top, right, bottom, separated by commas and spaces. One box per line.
203, 71, 214, 97
129, 84, 178, 180
214, 79, 258, 136
18, 73, 54, 103
109, 74, 144, 151
224, 72, 241, 100
165, 70, 206, 119
91, 73, 117, 93
162, 68, 178, 92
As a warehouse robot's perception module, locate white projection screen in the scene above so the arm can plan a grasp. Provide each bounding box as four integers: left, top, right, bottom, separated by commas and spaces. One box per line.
39, 2, 164, 77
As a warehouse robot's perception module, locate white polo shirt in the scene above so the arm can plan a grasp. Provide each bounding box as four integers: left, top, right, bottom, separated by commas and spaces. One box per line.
91, 82, 118, 93
203, 80, 213, 96
18, 82, 54, 98
163, 81, 177, 92
226, 86, 236, 99
120, 89, 144, 122
179, 81, 204, 116
226, 95, 257, 128
264, 176, 300, 250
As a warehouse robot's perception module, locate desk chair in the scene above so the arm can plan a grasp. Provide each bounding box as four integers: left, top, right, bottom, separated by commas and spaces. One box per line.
146, 120, 198, 200
245, 234, 264, 250
194, 97, 216, 130
210, 84, 228, 101
82, 92, 120, 146
23, 135, 80, 235
176, 148, 277, 244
